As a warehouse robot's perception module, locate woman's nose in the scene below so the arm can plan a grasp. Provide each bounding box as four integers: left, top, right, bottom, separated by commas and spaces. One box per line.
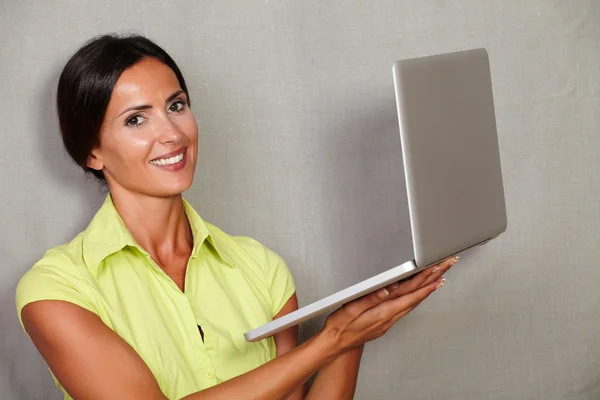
157, 117, 183, 145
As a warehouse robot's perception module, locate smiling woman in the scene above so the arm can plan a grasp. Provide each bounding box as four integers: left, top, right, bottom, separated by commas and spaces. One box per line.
86, 58, 197, 197
15, 33, 451, 400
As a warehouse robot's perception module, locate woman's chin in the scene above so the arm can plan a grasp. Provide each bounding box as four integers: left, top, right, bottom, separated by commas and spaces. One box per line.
160, 179, 194, 197
108, 167, 195, 198
141, 173, 194, 198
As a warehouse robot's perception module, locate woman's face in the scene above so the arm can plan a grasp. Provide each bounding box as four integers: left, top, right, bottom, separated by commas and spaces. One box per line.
87, 57, 198, 197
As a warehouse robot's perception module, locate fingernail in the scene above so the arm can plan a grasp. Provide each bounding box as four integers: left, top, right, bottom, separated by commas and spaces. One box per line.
383, 288, 390, 296
432, 266, 440, 273
436, 278, 445, 289
390, 282, 399, 290
450, 256, 459, 265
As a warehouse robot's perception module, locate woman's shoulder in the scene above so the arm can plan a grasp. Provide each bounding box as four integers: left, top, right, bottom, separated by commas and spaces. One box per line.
15, 232, 98, 322
27, 231, 89, 275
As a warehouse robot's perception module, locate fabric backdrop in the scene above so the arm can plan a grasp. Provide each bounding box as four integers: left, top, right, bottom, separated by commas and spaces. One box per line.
1, 1, 599, 399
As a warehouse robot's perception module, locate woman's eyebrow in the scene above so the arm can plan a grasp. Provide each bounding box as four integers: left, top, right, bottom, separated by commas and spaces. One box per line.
165, 90, 185, 104
118, 90, 186, 117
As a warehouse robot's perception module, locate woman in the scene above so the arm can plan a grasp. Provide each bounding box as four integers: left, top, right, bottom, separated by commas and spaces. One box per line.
16, 34, 455, 400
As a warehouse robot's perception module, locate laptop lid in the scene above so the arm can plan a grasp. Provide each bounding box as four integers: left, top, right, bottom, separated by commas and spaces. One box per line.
393, 48, 507, 268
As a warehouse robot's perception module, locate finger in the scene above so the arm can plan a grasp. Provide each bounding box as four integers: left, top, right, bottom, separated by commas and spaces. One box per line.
378, 272, 425, 302
347, 257, 456, 317
386, 256, 457, 299
344, 286, 393, 318
392, 267, 435, 294
381, 305, 415, 332
419, 256, 458, 287
382, 283, 442, 332
368, 278, 443, 322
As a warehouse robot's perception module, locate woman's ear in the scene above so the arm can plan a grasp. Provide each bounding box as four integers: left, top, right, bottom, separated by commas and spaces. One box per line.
86, 148, 104, 172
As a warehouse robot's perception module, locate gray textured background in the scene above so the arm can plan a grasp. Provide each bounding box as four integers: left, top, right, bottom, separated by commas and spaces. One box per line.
1, 1, 599, 399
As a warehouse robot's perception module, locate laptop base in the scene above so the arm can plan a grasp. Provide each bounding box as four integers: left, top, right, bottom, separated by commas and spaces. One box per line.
245, 260, 418, 342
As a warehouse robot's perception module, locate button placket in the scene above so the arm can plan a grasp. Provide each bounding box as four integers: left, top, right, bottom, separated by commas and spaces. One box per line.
138, 243, 220, 387
178, 294, 220, 380
184, 255, 220, 381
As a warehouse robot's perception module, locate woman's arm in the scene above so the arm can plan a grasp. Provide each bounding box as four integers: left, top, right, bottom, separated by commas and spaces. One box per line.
306, 260, 453, 400
22, 300, 167, 400
22, 299, 335, 400
306, 346, 364, 400
270, 257, 455, 400
273, 294, 363, 400
22, 259, 452, 400
273, 294, 306, 400
304, 258, 453, 399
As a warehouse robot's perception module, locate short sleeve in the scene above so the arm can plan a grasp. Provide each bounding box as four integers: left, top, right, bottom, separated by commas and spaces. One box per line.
262, 246, 296, 316
234, 237, 296, 316
15, 249, 99, 328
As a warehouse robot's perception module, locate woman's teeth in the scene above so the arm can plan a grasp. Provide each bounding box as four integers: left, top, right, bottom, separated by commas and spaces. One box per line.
150, 152, 184, 166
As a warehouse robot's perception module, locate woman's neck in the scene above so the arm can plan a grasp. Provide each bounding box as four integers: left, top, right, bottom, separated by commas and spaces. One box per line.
109, 187, 194, 260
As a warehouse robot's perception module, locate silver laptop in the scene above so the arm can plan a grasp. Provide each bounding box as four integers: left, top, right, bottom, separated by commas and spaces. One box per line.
245, 48, 507, 342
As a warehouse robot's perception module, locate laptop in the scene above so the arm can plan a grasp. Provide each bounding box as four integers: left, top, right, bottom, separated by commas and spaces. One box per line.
245, 48, 507, 342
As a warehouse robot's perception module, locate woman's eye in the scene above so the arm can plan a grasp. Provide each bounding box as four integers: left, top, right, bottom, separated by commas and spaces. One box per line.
169, 100, 186, 113
125, 115, 145, 127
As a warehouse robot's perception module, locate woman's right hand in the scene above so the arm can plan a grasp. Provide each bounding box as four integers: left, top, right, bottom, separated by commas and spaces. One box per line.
319, 256, 458, 356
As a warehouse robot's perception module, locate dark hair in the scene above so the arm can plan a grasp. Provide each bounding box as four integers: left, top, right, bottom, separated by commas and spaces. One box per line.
57, 33, 190, 181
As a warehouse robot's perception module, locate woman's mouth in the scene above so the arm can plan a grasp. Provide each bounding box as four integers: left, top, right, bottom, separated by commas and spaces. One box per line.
150, 147, 187, 171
